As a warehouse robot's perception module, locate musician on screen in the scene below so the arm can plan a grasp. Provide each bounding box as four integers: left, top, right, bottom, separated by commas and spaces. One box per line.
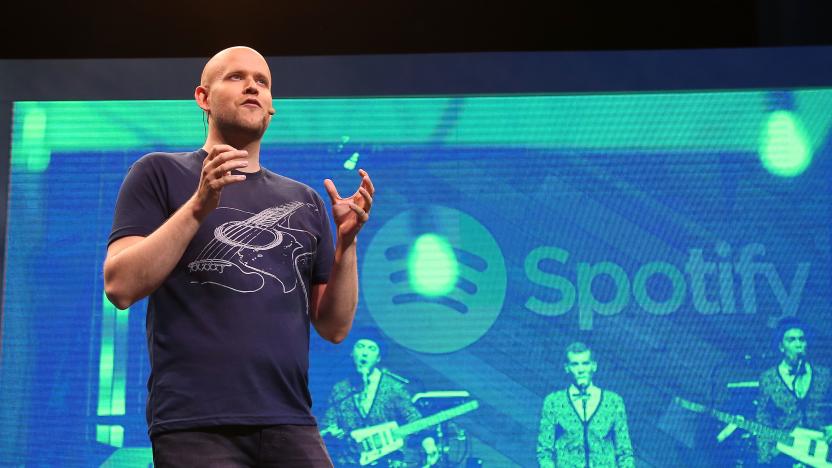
322, 335, 439, 467
756, 317, 832, 466
537, 342, 634, 468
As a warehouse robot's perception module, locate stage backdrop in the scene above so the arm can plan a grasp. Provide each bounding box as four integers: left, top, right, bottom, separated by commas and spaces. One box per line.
1, 68, 831, 466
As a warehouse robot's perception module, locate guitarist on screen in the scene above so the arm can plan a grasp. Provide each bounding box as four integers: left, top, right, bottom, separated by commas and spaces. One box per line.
322, 335, 440, 467
757, 317, 832, 467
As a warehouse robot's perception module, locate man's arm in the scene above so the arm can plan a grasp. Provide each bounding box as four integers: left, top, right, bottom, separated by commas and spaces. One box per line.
389, 376, 439, 466
756, 375, 778, 464
310, 169, 374, 343
821, 368, 832, 443
321, 383, 348, 439
309, 242, 359, 343
104, 145, 249, 309
611, 395, 635, 468
536, 394, 557, 468
104, 209, 200, 309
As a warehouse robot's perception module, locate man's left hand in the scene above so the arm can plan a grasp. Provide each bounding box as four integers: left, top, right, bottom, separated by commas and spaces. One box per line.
421, 437, 440, 467
324, 169, 374, 243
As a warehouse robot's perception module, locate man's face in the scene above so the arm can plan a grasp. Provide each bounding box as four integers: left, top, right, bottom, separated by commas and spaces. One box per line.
565, 350, 596, 388
201, 48, 273, 139
352, 339, 381, 373
780, 328, 807, 362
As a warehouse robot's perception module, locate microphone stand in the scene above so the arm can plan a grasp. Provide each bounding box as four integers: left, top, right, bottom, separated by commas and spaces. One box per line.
577, 384, 590, 468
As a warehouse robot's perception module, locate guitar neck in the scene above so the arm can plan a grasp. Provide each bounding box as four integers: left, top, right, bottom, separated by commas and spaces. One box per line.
710, 409, 789, 441
249, 202, 303, 227
396, 401, 479, 438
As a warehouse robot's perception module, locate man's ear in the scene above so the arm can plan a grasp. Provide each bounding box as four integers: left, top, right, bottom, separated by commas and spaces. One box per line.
195, 85, 210, 113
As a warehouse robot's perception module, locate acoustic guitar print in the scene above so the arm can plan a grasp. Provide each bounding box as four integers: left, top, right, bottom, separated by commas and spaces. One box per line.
187, 202, 318, 306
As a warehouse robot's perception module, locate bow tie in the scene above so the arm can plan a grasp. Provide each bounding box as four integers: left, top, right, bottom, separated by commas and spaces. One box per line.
571, 392, 590, 400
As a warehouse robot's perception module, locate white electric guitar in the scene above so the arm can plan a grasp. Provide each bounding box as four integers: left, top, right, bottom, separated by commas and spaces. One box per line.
350, 400, 479, 466
675, 397, 832, 468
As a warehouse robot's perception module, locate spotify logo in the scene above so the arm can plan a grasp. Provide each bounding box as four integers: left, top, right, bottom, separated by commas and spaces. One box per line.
362, 206, 507, 354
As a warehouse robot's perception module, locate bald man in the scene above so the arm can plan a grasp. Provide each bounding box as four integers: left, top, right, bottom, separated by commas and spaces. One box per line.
104, 46, 374, 467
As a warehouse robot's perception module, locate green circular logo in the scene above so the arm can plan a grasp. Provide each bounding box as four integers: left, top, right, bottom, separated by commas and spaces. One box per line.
362, 206, 507, 353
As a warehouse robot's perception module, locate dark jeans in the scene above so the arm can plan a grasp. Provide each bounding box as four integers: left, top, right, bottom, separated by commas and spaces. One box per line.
151, 424, 334, 468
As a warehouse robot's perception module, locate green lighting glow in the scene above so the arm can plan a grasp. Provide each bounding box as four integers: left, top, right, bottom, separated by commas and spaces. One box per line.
11, 91, 832, 158
97, 293, 128, 417
14, 107, 50, 172
407, 233, 459, 297
95, 424, 124, 448
99, 447, 153, 466
343, 152, 359, 170
759, 110, 812, 177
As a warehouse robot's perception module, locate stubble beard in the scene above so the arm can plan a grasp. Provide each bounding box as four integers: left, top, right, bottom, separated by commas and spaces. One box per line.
211, 108, 269, 147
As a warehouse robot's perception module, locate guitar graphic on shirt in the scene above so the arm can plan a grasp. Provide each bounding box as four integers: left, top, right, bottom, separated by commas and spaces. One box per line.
188, 202, 313, 294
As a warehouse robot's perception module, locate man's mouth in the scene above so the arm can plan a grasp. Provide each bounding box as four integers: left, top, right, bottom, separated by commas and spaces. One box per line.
242, 99, 261, 108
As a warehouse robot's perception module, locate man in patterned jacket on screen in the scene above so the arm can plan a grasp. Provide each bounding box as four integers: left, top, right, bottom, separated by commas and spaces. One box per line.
756, 317, 832, 467
321, 335, 439, 467
537, 342, 635, 468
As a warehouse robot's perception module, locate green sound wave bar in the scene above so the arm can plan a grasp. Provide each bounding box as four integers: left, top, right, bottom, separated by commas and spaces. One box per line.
96, 293, 128, 447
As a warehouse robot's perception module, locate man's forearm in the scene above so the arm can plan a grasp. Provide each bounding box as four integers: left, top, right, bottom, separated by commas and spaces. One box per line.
313, 241, 358, 343
104, 198, 203, 309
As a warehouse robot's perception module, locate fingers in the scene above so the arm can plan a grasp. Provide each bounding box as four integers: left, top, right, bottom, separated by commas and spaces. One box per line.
348, 202, 370, 224
358, 168, 375, 196
211, 158, 248, 178
202, 147, 249, 191
357, 186, 373, 212
323, 178, 341, 204
325, 170, 374, 228
205, 148, 248, 171
206, 144, 238, 159
208, 173, 247, 190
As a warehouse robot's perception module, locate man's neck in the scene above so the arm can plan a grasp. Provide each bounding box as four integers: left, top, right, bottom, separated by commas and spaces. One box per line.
780, 358, 808, 374
570, 383, 598, 394
357, 367, 380, 381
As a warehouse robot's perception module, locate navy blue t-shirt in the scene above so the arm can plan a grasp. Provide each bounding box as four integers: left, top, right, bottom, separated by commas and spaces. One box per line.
108, 149, 335, 436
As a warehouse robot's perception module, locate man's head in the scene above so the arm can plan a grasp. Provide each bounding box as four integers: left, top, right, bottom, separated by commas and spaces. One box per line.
195, 46, 274, 144
774, 317, 808, 363
352, 338, 381, 375
564, 342, 597, 389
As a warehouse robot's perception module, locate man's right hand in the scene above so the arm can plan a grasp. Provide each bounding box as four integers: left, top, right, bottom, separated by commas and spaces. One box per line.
191, 145, 249, 220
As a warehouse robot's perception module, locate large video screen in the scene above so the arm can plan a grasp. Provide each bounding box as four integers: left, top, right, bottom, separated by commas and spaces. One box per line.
1, 52, 831, 467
